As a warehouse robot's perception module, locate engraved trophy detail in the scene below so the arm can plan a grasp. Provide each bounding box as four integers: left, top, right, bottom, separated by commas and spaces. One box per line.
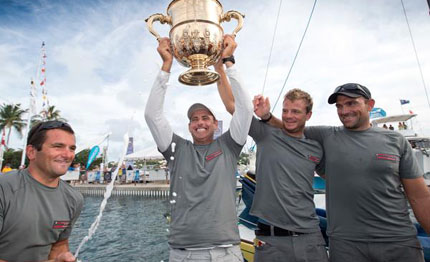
146, 0, 244, 86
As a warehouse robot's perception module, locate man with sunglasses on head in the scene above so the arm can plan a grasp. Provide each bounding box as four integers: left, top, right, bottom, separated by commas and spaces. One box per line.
0, 121, 83, 262
257, 83, 430, 262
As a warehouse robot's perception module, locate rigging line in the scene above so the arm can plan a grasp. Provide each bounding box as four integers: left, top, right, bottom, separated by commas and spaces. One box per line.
249, 0, 318, 153
261, 0, 284, 95
400, 0, 430, 110
271, 0, 318, 113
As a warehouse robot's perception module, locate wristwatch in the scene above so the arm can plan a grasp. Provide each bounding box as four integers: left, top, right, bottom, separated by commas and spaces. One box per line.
261, 113, 272, 123
222, 55, 235, 64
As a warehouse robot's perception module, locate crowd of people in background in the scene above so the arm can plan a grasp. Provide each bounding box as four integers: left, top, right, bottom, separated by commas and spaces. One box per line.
382, 122, 408, 130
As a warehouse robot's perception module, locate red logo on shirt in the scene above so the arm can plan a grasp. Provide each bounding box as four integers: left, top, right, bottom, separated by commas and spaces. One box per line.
206, 150, 223, 161
53, 221, 71, 229
308, 155, 320, 163
376, 153, 399, 162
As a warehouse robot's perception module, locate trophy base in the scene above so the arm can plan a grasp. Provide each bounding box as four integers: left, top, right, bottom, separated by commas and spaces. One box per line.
179, 68, 220, 86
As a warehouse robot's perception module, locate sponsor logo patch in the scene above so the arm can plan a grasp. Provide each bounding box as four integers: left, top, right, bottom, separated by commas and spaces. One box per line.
52, 221, 71, 229
206, 150, 223, 161
376, 153, 399, 162
308, 155, 320, 163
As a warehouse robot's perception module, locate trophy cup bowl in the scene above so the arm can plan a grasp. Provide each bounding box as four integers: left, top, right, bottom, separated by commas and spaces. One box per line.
146, 0, 244, 86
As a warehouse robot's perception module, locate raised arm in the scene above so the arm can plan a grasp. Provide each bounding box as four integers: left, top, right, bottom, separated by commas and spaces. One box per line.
215, 54, 235, 114
144, 38, 174, 152
252, 95, 283, 128
402, 177, 430, 234
215, 35, 253, 145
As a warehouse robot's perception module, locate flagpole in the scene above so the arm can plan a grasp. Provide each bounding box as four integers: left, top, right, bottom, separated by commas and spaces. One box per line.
0, 144, 4, 171
20, 42, 44, 168
20, 79, 37, 168
0, 128, 6, 170
400, 99, 404, 114
0, 146, 3, 170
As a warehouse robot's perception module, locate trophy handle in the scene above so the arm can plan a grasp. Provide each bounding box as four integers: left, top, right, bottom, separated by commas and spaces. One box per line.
145, 13, 172, 40
221, 10, 245, 37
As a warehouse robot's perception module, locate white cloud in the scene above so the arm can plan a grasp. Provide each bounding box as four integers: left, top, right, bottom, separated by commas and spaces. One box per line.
1, 0, 430, 159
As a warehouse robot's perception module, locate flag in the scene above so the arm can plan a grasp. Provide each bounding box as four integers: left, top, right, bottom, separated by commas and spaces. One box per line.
370, 107, 386, 119
1, 129, 6, 147
400, 99, 410, 105
86, 145, 100, 169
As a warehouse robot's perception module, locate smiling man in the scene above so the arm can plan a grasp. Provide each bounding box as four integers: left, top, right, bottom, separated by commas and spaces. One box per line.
218, 80, 328, 261
260, 83, 430, 262
144, 35, 253, 262
0, 121, 83, 262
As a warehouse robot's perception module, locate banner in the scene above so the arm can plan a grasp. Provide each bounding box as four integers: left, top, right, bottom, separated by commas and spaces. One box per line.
370, 107, 386, 119
86, 145, 100, 169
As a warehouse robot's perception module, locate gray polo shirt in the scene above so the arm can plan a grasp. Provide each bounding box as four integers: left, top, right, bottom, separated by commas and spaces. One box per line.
249, 118, 323, 233
0, 169, 83, 261
305, 126, 421, 241
162, 131, 242, 249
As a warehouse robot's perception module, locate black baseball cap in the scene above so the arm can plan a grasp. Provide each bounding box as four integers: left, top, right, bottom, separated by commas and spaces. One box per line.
328, 83, 372, 104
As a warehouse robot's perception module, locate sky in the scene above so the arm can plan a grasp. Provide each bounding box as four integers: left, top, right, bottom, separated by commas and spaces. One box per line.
1, 0, 430, 162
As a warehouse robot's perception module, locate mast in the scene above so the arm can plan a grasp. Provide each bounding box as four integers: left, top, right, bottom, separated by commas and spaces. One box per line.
0, 129, 6, 170
20, 42, 46, 168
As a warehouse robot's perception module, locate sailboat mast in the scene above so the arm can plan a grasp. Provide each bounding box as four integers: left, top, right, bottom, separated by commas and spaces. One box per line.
19, 42, 46, 168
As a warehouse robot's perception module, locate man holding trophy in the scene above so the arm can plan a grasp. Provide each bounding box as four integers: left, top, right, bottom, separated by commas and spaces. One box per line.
144, 34, 252, 261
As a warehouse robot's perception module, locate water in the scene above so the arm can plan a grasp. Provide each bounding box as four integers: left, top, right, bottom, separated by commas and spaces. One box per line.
69, 196, 170, 262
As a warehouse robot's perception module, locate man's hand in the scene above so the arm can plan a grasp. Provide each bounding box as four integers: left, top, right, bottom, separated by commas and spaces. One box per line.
43, 252, 76, 262
253, 95, 271, 119
220, 34, 237, 68
54, 252, 76, 262
157, 37, 173, 73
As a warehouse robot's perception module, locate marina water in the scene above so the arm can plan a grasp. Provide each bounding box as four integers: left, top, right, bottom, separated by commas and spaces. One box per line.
69, 196, 170, 262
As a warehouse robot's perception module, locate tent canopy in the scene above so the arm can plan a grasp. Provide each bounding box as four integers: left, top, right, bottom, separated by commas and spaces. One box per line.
124, 147, 163, 160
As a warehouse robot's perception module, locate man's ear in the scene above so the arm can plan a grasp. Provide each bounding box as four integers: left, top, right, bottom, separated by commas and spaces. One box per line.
306, 111, 312, 121
367, 99, 375, 111
26, 145, 37, 161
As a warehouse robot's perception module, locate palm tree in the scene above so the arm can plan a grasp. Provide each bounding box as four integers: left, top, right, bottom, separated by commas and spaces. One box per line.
32, 105, 67, 127
45, 105, 67, 121
0, 103, 28, 147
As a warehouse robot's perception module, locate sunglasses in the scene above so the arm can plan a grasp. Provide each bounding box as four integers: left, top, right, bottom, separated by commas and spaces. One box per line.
334, 83, 370, 98
28, 121, 72, 143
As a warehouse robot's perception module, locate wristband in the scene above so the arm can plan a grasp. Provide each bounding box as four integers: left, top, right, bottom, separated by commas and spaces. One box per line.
222, 55, 235, 64
261, 113, 272, 123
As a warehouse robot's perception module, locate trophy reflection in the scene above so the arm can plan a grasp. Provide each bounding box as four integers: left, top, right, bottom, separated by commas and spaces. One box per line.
146, 0, 244, 86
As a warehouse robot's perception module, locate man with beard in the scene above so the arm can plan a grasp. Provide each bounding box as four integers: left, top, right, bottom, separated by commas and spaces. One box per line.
145, 35, 253, 262
258, 83, 430, 262
217, 62, 328, 262
0, 121, 83, 262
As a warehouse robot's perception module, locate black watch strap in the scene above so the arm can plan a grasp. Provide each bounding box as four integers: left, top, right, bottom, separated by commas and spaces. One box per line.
261, 113, 272, 123
222, 55, 235, 64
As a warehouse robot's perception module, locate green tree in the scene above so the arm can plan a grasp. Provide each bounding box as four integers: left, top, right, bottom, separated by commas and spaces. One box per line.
32, 105, 67, 127
2, 148, 28, 169
238, 152, 250, 166
0, 103, 28, 147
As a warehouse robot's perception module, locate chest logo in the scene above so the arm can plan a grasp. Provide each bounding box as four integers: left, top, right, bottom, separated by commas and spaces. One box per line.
52, 220, 71, 229
376, 153, 399, 162
206, 150, 223, 161
308, 155, 320, 163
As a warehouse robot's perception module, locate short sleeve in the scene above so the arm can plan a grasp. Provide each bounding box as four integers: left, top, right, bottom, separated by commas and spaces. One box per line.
399, 136, 423, 179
